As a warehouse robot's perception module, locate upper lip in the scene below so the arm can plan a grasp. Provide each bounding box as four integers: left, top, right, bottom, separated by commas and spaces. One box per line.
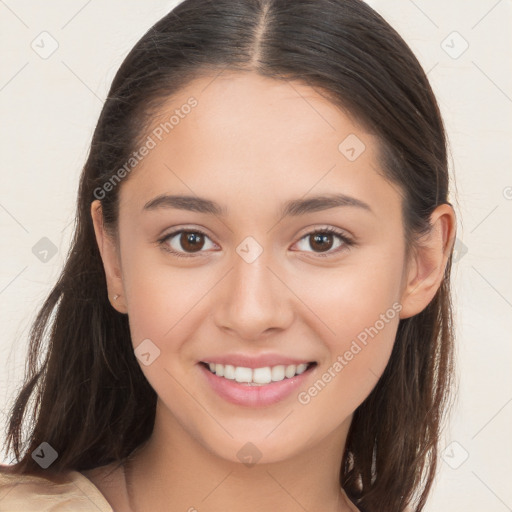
199, 353, 316, 369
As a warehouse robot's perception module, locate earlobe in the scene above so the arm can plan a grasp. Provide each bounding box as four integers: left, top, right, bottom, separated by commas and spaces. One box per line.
399, 204, 456, 319
90, 200, 127, 314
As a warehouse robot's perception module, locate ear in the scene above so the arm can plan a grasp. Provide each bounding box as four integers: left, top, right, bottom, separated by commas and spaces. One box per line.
399, 203, 456, 319
90, 200, 127, 314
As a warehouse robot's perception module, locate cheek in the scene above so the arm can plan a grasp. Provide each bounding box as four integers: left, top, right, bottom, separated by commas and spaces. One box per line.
294, 319, 398, 443
293, 245, 404, 342
120, 236, 197, 340
291, 250, 403, 411
121, 246, 223, 375
123, 267, 172, 348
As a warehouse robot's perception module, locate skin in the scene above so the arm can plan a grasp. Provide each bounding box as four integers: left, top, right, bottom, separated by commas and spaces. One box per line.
87, 71, 456, 512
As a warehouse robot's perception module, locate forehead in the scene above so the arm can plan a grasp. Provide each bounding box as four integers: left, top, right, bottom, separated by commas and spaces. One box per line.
148, 70, 367, 157
119, 71, 401, 223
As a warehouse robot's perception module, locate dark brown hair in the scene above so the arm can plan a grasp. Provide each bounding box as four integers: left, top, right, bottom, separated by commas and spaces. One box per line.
2, 1, 455, 511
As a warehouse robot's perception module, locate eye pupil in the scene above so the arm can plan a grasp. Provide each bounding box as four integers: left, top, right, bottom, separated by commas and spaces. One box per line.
181, 232, 204, 252
310, 233, 334, 252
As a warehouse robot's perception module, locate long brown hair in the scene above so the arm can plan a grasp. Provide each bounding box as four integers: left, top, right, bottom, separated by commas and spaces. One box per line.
2, 1, 455, 510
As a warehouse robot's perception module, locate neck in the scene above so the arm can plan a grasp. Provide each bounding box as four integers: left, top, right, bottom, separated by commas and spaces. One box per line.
123, 401, 356, 512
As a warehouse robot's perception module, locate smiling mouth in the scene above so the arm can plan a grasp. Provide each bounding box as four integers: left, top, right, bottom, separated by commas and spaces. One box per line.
199, 361, 317, 386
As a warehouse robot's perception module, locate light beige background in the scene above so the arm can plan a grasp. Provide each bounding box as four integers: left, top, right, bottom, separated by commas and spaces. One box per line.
0, 1, 511, 510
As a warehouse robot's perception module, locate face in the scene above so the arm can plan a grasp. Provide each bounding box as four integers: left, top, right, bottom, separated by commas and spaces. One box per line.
95, 71, 419, 464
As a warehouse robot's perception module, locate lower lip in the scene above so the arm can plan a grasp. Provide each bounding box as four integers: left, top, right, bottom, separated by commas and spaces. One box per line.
198, 363, 316, 407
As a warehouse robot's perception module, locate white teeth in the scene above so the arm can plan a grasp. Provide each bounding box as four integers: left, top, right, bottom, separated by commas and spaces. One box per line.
285, 365, 296, 378
234, 367, 252, 383
253, 367, 272, 384
296, 363, 308, 375
205, 362, 312, 385
271, 365, 285, 381
224, 364, 235, 380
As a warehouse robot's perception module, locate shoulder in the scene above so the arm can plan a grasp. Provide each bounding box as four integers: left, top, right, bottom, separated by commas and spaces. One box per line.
0, 465, 113, 512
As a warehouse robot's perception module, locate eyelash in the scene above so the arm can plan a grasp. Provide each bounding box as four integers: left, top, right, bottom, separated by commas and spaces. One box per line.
157, 226, 354, 259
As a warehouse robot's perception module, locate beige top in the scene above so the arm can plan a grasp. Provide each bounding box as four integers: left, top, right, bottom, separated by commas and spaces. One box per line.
0, 469, 113, 511
0, 465, 361, 512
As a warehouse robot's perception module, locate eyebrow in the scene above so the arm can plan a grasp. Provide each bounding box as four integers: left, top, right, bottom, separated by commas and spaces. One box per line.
143, 193, 373, 217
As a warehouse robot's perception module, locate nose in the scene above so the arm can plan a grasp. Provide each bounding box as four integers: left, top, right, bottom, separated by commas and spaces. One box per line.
213, 247, 294, 342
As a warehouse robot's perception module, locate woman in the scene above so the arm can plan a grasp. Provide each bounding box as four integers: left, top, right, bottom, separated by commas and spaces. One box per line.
0, 0, 457, 510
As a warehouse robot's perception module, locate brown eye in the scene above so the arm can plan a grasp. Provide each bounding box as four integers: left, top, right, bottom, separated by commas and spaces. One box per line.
160, 229, 216, 257
309, 232, 335, 252
179, 231, 205, 252
294, 227, 352, 256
